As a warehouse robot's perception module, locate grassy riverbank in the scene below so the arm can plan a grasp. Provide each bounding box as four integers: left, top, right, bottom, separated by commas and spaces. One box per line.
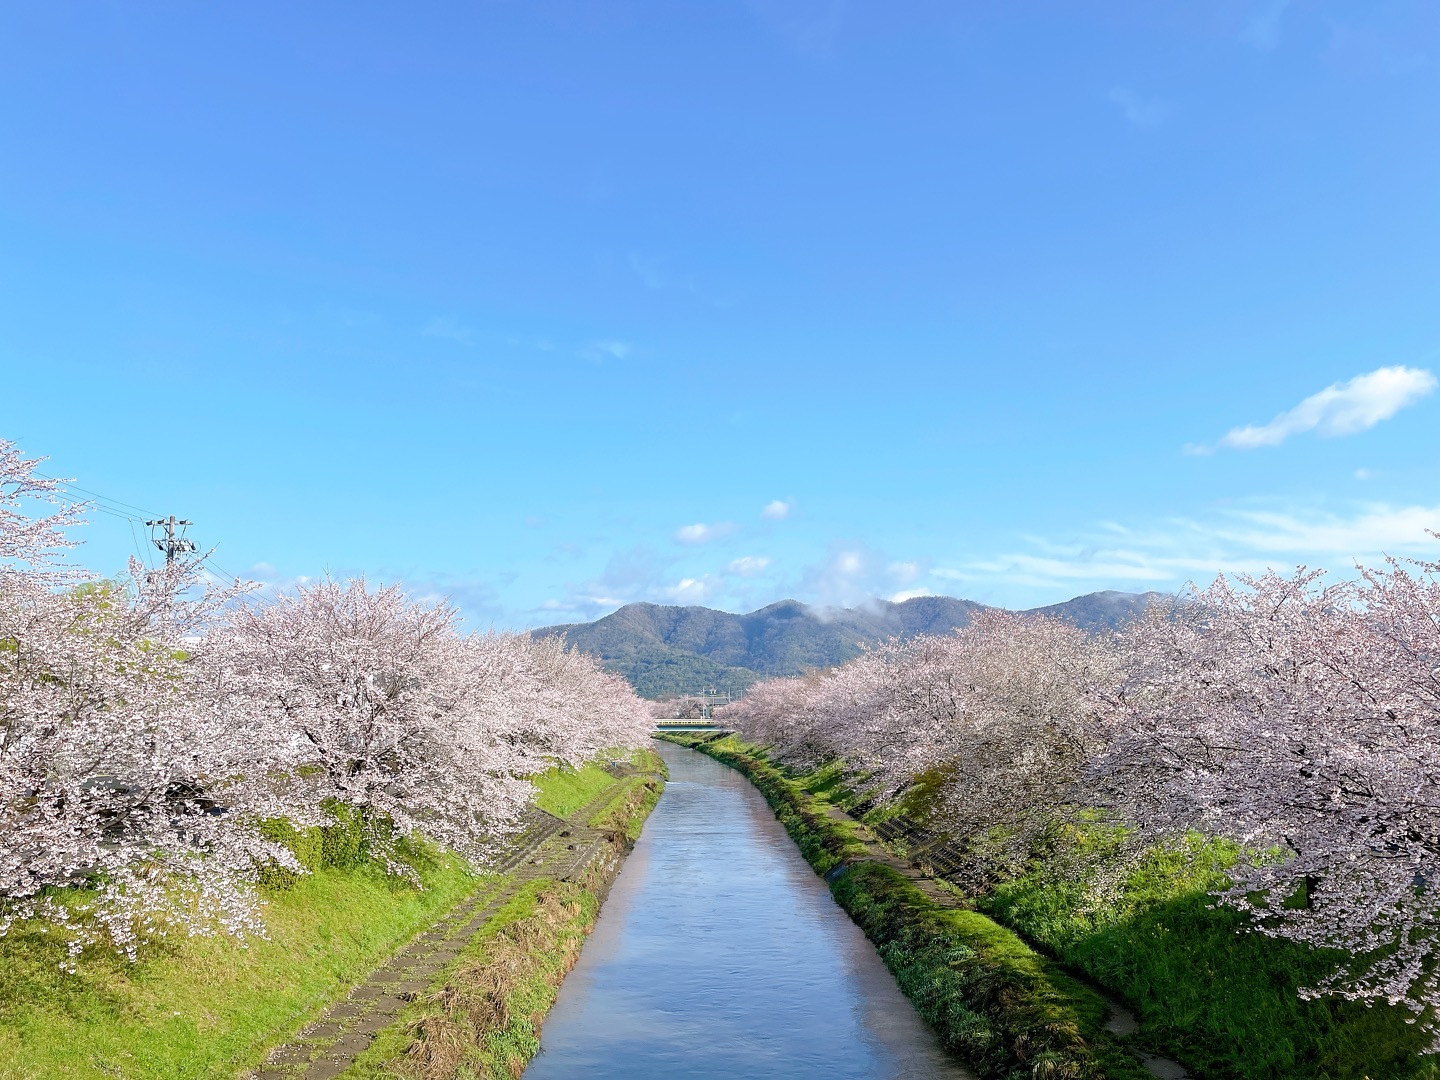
348, 754, 666, 1079
0, 751, 663, 1079
667, 733, 1437, 1080
348, 867, 606, 1079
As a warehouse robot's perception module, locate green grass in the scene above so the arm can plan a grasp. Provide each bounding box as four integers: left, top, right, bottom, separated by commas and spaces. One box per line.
0, 751, 664, 1079
983, 832, 1439, 1080
344, 876, 601, 1080
529, 744, 666, 820
347, 753, 666, 1078
589, 774, 666, 841
530, 761, 618, 818
0, 852, 479, 1079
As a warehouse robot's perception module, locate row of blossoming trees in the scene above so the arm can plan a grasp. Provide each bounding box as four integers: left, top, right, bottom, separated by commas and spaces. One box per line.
0, 440, 652, 959
722, 550, 1440, 1037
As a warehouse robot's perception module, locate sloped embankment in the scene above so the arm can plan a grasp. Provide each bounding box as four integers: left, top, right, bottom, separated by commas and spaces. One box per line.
0, 754, 664, 1080
256, 756, 666, 1079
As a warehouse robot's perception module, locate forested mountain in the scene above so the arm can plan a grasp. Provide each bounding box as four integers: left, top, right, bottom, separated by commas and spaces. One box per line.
532, 590, 1162, 698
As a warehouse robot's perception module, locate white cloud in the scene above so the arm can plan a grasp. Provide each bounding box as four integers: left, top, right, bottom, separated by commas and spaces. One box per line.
727, 555, 773, 577
1108, 87, 1171, 129
661, 576, 715, 604
890, 588, 934, 603
798, 546, 876, 610
674, 521, 738, 544
792, 544, 934, 611
422, 316, 475, 345
761, 499, 793, 520
1212, 366, 1436, 451
1355, 468, 1374, 481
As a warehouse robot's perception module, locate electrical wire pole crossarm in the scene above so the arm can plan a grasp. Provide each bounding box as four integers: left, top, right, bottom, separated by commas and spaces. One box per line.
146, 515, 198, 567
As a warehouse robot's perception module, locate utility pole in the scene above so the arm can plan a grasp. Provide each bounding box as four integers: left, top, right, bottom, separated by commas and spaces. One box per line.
146, 515, 197, 567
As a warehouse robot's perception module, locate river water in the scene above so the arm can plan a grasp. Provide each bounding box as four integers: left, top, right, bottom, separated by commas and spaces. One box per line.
523, 741, 975, 1080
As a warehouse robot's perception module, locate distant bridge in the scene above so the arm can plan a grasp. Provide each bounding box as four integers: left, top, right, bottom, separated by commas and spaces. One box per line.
654, 690, 735, 732
654, 718, 730, 733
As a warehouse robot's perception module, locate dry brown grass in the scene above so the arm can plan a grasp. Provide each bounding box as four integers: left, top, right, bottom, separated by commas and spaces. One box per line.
397, 883, 598, 1080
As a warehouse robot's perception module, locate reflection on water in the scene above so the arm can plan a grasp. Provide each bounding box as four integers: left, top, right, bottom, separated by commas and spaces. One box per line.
523, 742, 975, 1080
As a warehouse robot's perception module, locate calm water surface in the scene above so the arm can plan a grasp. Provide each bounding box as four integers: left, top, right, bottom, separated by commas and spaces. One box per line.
523, 742, 975, 1080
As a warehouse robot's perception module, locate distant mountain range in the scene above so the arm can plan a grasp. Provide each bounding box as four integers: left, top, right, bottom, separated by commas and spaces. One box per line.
531, 590, 1162, 699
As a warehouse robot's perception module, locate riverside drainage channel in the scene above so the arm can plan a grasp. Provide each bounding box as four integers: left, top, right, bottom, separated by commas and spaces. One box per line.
250, 766, 652, 1080
663, 739, 1189, 1080
521, 740, 975, 1080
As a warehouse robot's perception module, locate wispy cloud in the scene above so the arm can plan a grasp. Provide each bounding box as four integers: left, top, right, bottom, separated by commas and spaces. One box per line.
1192, 366, 1436, 453
546, 545, 673, 620
1240, 0, 1291, 51
675, 521, 738, 544
422, 316, 475, 346
887, 560, 922, 585
797, 544, 921, 610
1108, 86, 1171, 129
804, 546, 871, 609
761, 499, 793, 520
727, 555, 773, 577
628, 252, 670, 291
628, 252, 732, 308
578, 339, 632, 363
934, 501, 1440, 593
748, 0, 846, 56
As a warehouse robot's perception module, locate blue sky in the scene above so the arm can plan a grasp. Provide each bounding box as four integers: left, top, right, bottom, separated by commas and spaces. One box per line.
3, 1, 1438, 626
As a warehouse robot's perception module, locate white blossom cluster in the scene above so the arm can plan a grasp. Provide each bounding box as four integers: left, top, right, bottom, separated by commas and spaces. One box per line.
0, 439, 653, 960
724, 558, 1440, 1039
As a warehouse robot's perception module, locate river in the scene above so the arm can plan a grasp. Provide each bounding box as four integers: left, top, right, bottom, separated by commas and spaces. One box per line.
523, 741, 975, 1080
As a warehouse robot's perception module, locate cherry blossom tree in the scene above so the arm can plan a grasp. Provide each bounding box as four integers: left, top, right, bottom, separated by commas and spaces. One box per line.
731, 614, 1118, 882
1, 437, 653, 959
211, 578, 653, 872
1097, 563, 1440, 1034
0, 438, 84, 585
1, 526, 292, 955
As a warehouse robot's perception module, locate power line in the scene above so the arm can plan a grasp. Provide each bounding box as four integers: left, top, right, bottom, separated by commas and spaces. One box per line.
126, 517, 151, 569
33, 473, 164, 521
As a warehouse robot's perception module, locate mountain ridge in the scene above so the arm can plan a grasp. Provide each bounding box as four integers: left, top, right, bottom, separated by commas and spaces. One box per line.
532, 590, 1162, 699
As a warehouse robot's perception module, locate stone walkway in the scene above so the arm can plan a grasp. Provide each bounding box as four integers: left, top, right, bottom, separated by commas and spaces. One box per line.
250, 773, 644, 1080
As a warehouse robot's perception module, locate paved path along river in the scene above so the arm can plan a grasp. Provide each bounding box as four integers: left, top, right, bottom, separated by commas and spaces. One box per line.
523, 741, 975, 1080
